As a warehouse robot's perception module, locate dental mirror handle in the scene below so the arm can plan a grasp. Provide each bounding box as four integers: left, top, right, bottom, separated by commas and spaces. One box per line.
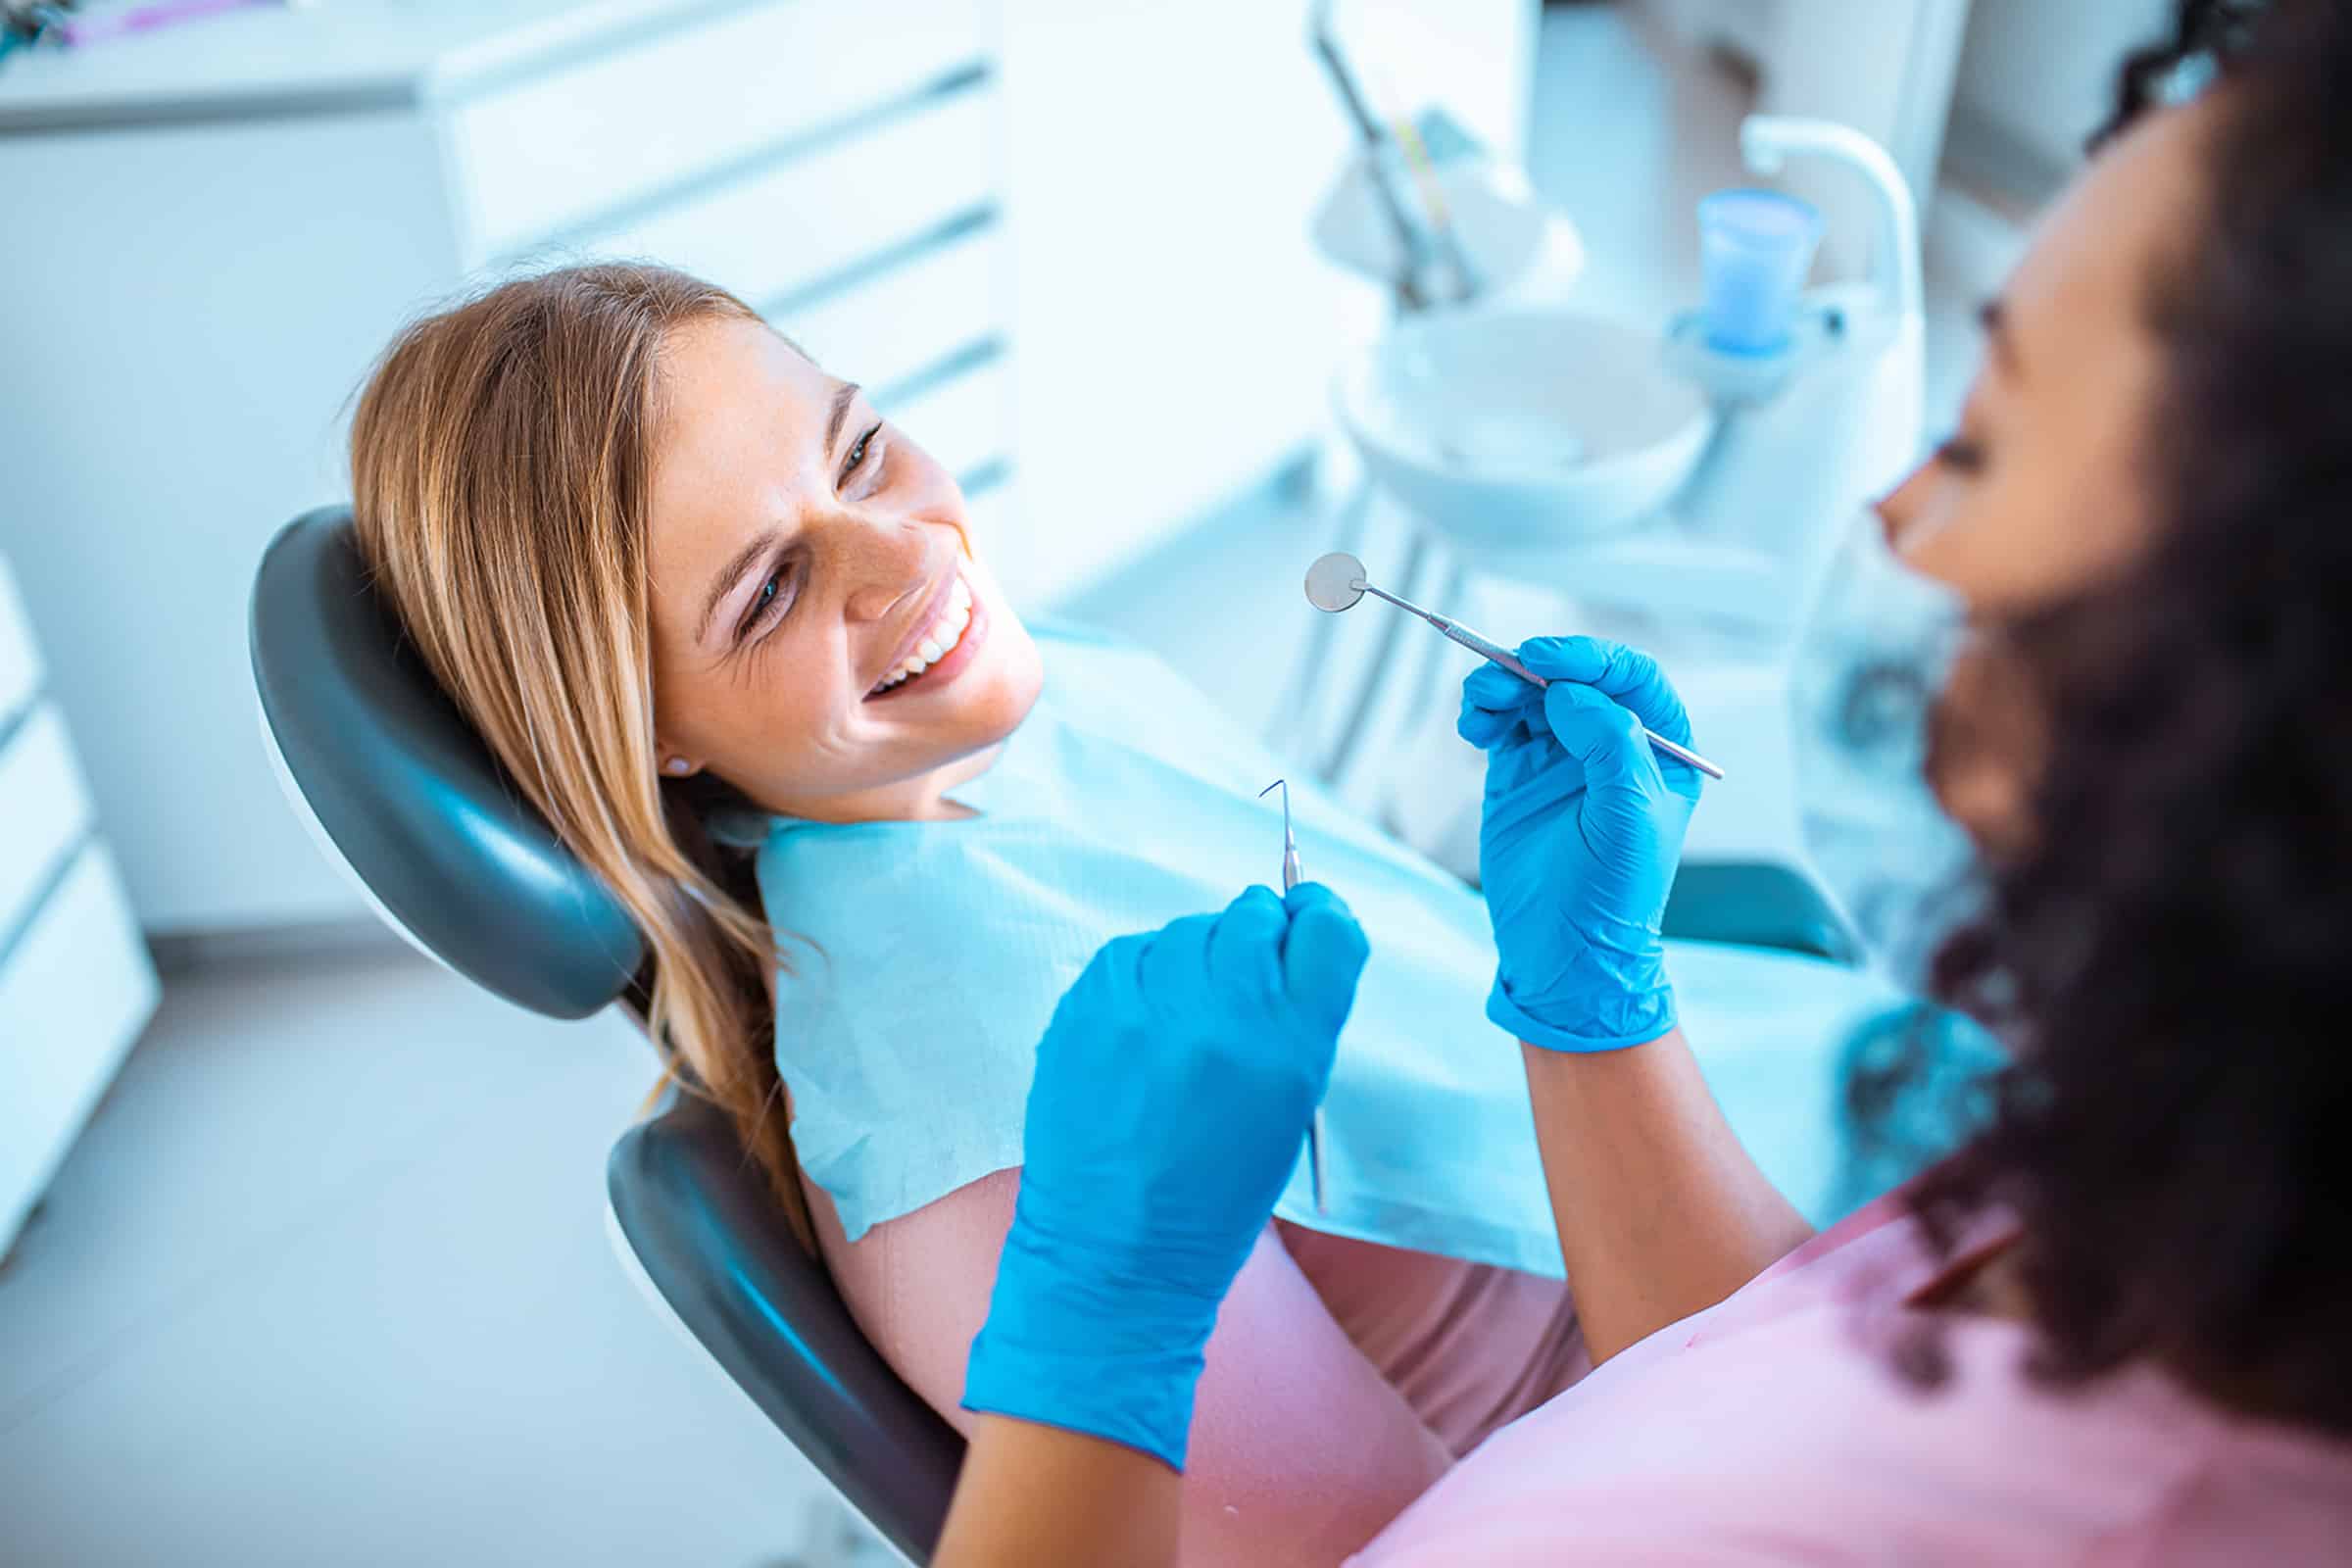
1367, 586, 1730, 782
1479, 635, 1727, 781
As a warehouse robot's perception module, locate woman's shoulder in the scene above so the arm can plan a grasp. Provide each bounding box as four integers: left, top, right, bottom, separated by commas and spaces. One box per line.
1028, 617, 1208, 708
1026, 618, 1276, 778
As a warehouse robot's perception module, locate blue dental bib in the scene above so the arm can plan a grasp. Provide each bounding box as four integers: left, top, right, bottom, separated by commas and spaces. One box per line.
751, 624, 1890, 1273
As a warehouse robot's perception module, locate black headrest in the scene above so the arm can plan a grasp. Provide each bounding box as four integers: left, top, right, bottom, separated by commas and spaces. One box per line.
250, 507, 645, 1019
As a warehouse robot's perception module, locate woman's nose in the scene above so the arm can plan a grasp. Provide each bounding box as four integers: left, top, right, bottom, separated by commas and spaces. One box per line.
1877, 463, 1934, 549
834, 518, 935, 624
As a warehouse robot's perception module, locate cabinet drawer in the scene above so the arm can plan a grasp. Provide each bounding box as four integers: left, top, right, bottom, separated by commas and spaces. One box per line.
566, 85, 999, 323
0, 554, 37, 733
0, 846, 159, 1250
0, 706, 91, 949
450, 0, 990, 260
883, 355, 1010, 491
777, 220, 1006, 397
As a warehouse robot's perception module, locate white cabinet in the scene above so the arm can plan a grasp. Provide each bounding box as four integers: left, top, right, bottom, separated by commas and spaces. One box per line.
0, 0, 1014, 933
0, 553, 160, 1256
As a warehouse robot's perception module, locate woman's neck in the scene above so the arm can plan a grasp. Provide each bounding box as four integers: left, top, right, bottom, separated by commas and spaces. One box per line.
763, 741, 1005, 823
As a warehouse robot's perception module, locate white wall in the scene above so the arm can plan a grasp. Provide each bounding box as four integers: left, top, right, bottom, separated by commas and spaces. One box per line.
1643, 0, 1783, 61
1762, 0, 1972, 206
1001, 0, 1539, 606
1633, 0, 1971, 278
1953, 0, 2176, 177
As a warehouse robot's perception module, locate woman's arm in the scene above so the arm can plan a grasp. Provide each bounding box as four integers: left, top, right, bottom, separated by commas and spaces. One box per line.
921, 888, 1386, 1564
1520, 1029, 1812, 1363
938, 1416, 1180, 1568
835, 1171, 1452, 1567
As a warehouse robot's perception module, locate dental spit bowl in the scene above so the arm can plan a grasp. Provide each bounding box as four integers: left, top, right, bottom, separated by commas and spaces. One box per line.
1333, 307, 1715, 555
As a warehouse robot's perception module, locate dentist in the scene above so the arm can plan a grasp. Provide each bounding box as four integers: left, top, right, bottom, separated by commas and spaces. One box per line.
932, 0, 2352, 1557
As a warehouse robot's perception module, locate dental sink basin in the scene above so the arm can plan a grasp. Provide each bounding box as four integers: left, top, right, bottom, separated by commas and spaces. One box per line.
1333, 307, 1715, 556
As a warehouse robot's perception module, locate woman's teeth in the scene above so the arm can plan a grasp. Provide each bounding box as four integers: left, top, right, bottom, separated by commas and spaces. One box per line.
871, 576, 973, 695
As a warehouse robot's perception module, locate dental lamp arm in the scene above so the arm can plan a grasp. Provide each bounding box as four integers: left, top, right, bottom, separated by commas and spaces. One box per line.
1460, 640, 1812, 1362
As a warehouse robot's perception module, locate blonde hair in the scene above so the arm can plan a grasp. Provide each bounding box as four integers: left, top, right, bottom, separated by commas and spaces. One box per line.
350, 264, 810, 1249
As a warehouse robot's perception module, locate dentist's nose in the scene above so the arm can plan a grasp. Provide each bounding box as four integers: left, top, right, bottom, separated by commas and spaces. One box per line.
838, 519, 935, 624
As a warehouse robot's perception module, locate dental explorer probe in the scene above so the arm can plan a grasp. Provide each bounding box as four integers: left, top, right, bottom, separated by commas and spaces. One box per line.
1302, 553, 1728, 781
1259, 779, 1329, 1214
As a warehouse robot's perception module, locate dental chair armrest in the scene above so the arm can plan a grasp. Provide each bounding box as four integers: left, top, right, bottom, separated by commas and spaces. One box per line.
1663, 860, 1859, 966
607, 1094, 966, 1563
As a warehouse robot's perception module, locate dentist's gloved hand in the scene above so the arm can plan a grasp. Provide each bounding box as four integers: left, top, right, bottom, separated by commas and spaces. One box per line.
962, 883, 1370, 1471
1459, 637, 1703, 1052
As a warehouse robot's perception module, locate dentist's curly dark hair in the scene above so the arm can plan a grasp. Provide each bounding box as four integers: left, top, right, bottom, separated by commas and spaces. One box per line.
1873, 0, 2352, 1434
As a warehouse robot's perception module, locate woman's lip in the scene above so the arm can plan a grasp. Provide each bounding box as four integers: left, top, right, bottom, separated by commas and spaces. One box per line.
867, 584, 987, 704
873, 568, 959, 690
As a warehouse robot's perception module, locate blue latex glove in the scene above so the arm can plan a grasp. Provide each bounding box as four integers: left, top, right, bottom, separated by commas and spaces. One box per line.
1457, 637, 1704, 1052
962, 883, 1370, 1470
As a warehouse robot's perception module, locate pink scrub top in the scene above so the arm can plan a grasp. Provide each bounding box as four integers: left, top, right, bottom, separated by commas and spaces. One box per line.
1349, 1194, 2352, 1564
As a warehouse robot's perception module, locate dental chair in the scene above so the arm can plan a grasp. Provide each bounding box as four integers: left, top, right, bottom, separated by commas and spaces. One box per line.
248, 506, 1852, 1565
249, 508, 961, 1562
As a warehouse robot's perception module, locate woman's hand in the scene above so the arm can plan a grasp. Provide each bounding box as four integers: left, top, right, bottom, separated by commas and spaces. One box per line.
961, 883, 1371, 1470
1458, 637, 1704, 1052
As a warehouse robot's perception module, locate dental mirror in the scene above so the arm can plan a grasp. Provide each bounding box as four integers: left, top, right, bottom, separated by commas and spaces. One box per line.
1304, 551, 1369, 613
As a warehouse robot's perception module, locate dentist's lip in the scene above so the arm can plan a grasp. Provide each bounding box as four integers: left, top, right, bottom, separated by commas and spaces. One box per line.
872, 567, 958, 693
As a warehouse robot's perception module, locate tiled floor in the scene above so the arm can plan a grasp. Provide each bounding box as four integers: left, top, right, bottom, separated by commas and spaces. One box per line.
1, 11, 1995, 1566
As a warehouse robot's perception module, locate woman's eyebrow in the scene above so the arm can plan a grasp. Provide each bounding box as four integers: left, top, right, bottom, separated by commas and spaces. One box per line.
824, 380, 862, 459
1979, 298, 2023, 378
700, 530, 778, 643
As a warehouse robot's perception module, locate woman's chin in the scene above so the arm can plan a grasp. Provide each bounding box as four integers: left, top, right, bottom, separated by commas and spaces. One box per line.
954, 556, 1044, 730
969, 608, 1045, 744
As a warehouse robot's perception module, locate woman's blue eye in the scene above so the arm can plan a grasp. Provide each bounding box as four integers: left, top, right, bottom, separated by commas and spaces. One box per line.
739, 567, 791, 643
842, 419, 883, 485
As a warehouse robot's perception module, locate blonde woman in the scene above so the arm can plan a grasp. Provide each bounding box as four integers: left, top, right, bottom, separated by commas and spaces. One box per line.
351, 265, 1676, 1564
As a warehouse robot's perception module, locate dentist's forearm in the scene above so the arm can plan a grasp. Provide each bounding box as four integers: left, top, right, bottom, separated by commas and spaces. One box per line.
1521, 1030, 1813, 1364
935, 1415, 1179, 1568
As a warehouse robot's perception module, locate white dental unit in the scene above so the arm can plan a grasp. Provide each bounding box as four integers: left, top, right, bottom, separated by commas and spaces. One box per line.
1296, 15, 1928, 880
1333, 115, 1923, 634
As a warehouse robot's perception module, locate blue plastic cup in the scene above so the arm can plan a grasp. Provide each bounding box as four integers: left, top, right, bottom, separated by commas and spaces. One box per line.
1697, 188, 1824, 356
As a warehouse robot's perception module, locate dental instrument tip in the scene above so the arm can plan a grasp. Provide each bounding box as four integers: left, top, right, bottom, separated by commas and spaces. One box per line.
1260, 777, 1323, 1206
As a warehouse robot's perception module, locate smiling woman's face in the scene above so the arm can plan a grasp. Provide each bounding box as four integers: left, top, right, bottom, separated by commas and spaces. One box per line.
645, 317, 1042, 821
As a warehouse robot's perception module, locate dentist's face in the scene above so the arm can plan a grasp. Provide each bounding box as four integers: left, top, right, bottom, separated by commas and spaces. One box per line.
1875, 96, 2214, 850
644, 317, 1042, 820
